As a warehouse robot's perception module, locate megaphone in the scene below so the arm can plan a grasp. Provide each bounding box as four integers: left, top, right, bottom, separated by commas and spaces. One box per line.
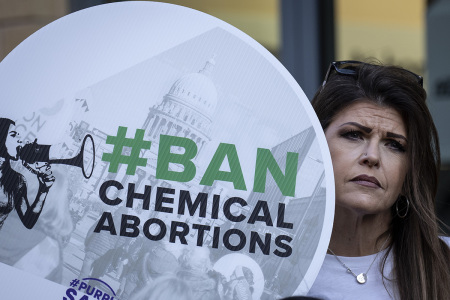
19, 134, 95, 179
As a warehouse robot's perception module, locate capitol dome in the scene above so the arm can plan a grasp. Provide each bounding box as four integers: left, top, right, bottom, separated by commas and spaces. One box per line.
166, 58, 218, 119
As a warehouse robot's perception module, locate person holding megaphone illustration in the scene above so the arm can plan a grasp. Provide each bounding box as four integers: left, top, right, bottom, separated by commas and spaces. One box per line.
0, 117, 95, 231
0, 118, 55, 230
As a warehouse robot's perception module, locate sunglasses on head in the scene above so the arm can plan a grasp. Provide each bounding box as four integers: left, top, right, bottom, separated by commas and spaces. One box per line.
321, 60, 423, 88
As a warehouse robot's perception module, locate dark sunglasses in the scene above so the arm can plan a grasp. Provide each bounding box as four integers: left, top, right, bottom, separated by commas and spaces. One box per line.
321, 60, 423, 88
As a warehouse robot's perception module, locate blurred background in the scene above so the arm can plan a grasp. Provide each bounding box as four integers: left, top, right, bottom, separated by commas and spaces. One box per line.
0, 0, 449, 230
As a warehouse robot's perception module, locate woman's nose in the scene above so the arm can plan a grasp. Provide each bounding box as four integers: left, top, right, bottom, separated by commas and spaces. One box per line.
359, 142, 380, 168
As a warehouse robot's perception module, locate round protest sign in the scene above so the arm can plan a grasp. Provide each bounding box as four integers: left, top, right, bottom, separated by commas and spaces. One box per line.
0, 2, 334, 299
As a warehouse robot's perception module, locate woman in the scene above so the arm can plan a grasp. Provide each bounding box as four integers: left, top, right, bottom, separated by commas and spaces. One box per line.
307, 61, 450, 299
0, 118, 55, 230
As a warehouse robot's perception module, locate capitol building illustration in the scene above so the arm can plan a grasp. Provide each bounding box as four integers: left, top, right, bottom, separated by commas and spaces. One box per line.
142, 57, 218, 157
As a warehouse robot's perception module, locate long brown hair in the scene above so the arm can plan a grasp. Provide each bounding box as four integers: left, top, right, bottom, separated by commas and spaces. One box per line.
0, 118, 21, 203
312, 62, 450, 299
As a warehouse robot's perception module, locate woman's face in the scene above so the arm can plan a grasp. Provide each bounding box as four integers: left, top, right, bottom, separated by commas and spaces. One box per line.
325, 100, 408, 216
4, 124, 21, 160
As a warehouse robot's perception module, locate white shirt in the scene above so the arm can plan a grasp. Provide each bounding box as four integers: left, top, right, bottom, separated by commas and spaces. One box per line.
307, 237, 450, 300
308, 247, 396, 300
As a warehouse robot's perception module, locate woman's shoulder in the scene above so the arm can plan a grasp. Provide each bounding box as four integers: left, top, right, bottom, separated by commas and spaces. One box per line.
5, 167, 26, 182
2, 168, 26, 194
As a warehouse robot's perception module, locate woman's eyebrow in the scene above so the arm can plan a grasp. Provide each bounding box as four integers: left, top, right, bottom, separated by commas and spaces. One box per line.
339, 122, 372, 133
338, 122, 408, 142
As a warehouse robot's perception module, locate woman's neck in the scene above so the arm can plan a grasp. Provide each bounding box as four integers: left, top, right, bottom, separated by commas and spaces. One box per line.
328, 205, 392, 257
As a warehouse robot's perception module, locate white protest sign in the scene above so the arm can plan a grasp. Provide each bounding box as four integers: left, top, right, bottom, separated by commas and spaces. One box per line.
0, 2, 334, 299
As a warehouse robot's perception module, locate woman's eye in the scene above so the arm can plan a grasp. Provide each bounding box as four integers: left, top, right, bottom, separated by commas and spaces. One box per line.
341, 130, 362, 140
386, 140, 406, 152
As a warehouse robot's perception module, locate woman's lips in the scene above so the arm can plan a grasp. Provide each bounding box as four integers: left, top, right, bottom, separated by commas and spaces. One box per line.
350, 174, 382, 188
